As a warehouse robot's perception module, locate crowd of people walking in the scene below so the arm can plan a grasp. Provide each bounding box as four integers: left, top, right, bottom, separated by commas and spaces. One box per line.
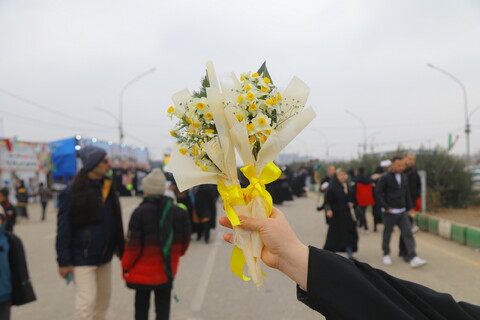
0, 147, 473, 319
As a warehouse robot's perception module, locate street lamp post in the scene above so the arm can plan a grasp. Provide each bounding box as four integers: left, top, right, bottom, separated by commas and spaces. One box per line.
346, 110, 367, 156
119, 68, 156, 144
427, 63, 470, 164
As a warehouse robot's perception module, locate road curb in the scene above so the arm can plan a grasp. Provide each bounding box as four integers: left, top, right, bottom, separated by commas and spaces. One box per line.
415, 213, 480, 249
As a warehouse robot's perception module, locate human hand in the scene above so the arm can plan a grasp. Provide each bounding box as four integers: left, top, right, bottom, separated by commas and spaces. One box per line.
219, 207, 309, 289
326, 210, 333, 218
348, 203, 354, 209
58, 266, 74, 279
385, 208, 392, 213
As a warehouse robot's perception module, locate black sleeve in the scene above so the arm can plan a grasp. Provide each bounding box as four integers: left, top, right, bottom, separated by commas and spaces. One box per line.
404, 174, 413, 211
374, 176, 388, 210
297, 247, 480, 320
56, 188, 73, 267
323, 187, 333, 211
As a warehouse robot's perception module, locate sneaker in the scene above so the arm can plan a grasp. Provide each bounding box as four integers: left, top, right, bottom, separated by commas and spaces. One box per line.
410, 256, 427, 268
411, 225, 419, 233
382, 255, 393, 266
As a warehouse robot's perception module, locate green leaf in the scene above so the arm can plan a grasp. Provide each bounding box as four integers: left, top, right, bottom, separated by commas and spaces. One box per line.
257, 61, 273, 84
192, 70, 210, 98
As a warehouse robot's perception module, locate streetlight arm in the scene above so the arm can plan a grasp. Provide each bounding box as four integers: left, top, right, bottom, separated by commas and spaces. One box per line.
427, 63, 469, 123
469, 105, 480, 120
118, 67, 156, 144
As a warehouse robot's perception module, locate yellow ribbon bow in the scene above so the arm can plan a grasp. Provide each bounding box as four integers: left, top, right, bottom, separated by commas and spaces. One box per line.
217, 181, 250, 281
217, 181, 245, 226
240, 162, 282, 214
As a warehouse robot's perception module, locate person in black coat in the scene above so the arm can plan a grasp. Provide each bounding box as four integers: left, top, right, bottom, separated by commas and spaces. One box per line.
193, 184, 218, 244
219, 208, 480, 320
323, 168, 358, 259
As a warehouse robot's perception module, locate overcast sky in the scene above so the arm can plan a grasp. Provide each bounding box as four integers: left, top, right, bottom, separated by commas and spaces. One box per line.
1, 0, 479, 161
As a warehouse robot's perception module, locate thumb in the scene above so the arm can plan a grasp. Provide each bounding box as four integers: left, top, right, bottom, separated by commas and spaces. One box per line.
239, 216, 265, 232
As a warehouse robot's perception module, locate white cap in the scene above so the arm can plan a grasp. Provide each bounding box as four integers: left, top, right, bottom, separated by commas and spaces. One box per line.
380, 159, 392, 167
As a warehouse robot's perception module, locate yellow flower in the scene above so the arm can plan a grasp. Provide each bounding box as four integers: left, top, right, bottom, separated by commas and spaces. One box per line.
246, 92, 255, 101
240, 76, 244, 81
257, 117, 267, 126
263, 77, 271, 84
201, 165, 207, 171
205, 112, 213, 120
194, 161, 200, 167
265, 98, 274, 105
193, 146, 199, 156
248, 103, 257, 111
167, 106, 175, 114
193, 122, 200, 128
247, 123, 255, 131
179, 148, 187, 155
169, 130, 175, 137
188, 130, 195, 135
264, 129, 272, 135
236, 113, 244, 122
277, 92, 283, 100
249, 136, 255, 144
186, 117, 193, 124
205, 129, 215, 134
261, 86, 269, 93
252, 73, 259, 77
237, 95, 243, 103
271, 97, 278, 105
196, 102, 206, 110
261, 135, 268, 143
244, 84, 251, 91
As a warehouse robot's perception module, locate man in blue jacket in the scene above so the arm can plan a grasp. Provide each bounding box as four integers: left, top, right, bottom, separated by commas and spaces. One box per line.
56, 146, 124, 320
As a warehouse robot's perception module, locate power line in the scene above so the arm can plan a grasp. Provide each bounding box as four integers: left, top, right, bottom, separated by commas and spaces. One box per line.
0, 87, 116, 128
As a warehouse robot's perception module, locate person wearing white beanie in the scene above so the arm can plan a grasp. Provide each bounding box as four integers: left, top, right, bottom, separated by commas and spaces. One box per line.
142, 169, 166, 196
123, 169, 191, 319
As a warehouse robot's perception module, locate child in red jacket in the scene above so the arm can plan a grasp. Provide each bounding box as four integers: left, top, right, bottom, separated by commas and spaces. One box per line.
122, 169, 191, 320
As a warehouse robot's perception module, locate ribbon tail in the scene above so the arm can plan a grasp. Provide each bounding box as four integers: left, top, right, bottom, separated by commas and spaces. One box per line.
231, 246, 250, 281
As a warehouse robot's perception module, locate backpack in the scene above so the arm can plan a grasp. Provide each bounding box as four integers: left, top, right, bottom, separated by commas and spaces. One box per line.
5, 231, 36, 306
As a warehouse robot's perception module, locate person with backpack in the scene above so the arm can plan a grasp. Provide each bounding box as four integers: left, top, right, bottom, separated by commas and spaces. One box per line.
122, 169, 191, 320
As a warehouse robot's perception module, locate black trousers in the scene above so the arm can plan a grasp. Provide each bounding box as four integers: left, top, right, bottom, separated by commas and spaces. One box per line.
41, 201, 48, 220
0, 300, 11, 320
135, 283, 172, 320
355, 206, 368, 230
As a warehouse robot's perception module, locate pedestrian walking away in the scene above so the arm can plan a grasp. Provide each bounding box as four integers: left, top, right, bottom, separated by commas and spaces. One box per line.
122, 169, 191, 320
56, 145, 124, 320
352, 167, 375, 232
15, 181, 29, 220
375, 156, 427, 268
37, 182, 51, 221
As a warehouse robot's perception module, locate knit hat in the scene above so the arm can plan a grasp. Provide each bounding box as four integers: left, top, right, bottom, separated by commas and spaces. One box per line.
79, 145, 107, 172
142, 169, 166, 195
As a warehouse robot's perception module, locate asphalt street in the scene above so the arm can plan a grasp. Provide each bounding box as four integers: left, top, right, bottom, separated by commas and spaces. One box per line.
10, 195, 480, 319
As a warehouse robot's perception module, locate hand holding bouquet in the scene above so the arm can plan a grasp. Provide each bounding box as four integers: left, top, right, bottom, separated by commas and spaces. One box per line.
168, 62, 315, 287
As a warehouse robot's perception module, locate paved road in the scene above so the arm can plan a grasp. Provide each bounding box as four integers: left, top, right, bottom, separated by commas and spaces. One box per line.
11, 195, 480, 319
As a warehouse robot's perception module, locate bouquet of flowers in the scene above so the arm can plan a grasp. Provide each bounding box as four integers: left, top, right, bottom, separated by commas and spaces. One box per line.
168, 62, 315, 287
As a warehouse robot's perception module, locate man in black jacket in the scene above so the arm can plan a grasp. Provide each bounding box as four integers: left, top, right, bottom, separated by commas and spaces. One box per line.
375, 156, 427, 268
56, 146, 124, 319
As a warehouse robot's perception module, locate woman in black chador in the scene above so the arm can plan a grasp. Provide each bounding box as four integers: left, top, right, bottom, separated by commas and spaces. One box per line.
323, 168, 358, 259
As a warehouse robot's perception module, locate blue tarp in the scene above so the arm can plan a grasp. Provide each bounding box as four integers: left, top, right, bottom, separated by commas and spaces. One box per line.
50, 137, 77, 179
